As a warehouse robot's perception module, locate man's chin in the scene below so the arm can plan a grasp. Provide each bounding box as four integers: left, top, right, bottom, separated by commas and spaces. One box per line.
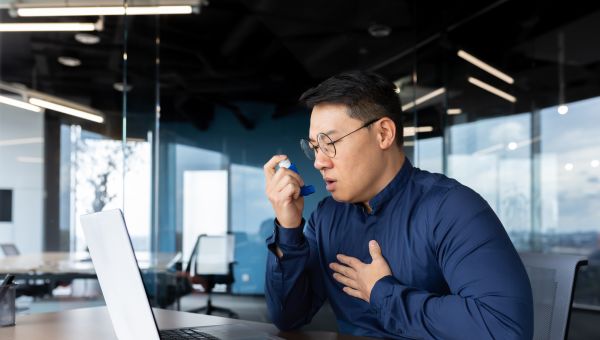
330, 192, 357, 203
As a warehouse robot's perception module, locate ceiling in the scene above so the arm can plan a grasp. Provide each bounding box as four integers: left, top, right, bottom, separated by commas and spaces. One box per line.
1, 0, 599, 136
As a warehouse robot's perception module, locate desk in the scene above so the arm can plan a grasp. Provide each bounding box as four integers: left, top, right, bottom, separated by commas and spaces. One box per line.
0, 252, 177, 280
0, 252, 183, 307
0, 307, 372, 340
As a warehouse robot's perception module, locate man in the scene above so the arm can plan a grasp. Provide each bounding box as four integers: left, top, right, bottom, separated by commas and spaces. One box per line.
263, 70, 533, 339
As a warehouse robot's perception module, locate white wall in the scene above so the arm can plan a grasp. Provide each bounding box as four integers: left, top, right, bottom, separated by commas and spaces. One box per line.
0, 102, 44, 254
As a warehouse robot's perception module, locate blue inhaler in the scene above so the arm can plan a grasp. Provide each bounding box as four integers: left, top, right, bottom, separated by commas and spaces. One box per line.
278, 159, 315, 196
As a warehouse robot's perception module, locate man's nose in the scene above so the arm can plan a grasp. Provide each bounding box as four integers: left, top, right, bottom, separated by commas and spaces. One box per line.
313, 149, 332, 171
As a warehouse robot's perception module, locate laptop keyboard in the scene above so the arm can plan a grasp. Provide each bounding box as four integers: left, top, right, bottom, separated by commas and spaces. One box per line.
160, 328, 221, 339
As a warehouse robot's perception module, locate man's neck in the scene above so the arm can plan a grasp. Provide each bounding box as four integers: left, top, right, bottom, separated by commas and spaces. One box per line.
361, 151, 405, 210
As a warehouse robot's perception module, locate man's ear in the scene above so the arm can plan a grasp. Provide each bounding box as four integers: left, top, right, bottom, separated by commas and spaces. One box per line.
376, 118, 396, 150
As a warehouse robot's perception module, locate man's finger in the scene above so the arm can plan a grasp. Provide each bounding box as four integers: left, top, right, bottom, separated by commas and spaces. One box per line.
369, 240, 383, 261
332, 273, 359, 290
336, 254, 362, 268
273, 170, 305, 192
342, 286, 363, 300
263, 155, 289, 181
279, 183, 301, 203
329, 262, 357, 279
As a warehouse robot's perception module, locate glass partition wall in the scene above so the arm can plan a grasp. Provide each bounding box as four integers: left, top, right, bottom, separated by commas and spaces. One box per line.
1, 0, 599, 315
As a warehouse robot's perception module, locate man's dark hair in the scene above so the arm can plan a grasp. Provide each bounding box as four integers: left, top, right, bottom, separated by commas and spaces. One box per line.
299, 70, 403, 146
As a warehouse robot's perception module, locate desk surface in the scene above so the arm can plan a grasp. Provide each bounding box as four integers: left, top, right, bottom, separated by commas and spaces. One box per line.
0, 252, 176, 275
0, 307, 372, 340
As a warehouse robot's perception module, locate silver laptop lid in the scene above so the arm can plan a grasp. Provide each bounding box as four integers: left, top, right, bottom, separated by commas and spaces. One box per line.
81, 209, 160, 340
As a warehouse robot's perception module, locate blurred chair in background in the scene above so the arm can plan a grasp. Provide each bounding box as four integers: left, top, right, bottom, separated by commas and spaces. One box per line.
0, 244, 19, 257
185, 234, 238, 318
520, 252, 588, 340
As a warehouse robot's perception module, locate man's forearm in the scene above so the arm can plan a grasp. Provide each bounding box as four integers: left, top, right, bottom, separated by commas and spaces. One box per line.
265, 220, 326, 331
369, 276, 533, 339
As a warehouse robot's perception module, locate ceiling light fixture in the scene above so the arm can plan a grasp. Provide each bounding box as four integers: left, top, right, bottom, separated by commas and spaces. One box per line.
113, 82, 132, 92
17, 156, 43, 164
401, 87, 446, 111
29, 98, 104, 123
0, 22, 95, 32
58, 56, 81, 67
0, 95, 43, 112
0, 137, 44, 147
74, 33, 100, 45
17, 5, 193, 17
0, 81, 104, 123
368, 23, 391, 38
458, 50, 514, 84
557, 104, 568, 115
447, 108, 462, 115
468, 77, 516, 103
404, 126, 434, 137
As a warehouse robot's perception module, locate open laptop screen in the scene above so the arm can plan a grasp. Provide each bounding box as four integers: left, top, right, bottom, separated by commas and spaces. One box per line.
81, 209, 161, 340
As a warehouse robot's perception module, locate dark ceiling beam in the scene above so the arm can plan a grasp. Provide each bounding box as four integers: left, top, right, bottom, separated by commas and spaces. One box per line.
367, 0, 511, 72
220, 16, 261, 57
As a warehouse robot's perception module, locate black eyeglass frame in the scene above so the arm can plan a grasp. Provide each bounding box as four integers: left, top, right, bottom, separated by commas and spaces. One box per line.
300, 118, 380, 160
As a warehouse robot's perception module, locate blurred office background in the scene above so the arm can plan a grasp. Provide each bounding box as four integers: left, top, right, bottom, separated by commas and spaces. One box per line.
0, 0, 599, 338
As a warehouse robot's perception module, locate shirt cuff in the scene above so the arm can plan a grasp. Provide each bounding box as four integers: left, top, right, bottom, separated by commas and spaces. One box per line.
273, 218, 305, 247
369, 275, 398, 310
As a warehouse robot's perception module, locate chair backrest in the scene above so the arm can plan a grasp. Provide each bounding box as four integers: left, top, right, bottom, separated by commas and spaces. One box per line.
519, 252, 587, 340
187, 234, 235, 276
0, 243, 19, 256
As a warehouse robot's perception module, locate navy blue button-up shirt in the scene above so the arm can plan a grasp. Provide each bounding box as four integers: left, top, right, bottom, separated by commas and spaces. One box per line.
265, 158, 533, 339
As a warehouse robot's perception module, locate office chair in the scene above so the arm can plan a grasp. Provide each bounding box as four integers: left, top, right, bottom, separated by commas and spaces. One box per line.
185, 234, 238, 318
0, 244, 19, 256
520, 252, 587, 340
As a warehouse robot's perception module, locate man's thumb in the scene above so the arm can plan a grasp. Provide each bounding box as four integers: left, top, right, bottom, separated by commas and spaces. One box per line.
369, 240, 382, 259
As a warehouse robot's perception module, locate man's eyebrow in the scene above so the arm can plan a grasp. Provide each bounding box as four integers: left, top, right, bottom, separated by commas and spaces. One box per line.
309, 129, 338, 142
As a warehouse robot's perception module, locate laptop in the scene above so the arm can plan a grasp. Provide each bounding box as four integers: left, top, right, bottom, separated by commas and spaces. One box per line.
81, 209, 276, 340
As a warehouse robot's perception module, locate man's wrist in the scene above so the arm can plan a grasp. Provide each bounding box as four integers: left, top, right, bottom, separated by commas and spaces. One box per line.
275, 217, 303, 229
369, 275, 396, 305
274, 218, 306, 247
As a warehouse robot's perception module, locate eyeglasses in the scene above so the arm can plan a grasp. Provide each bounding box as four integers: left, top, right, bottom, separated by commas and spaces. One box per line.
300, 118, 380, 160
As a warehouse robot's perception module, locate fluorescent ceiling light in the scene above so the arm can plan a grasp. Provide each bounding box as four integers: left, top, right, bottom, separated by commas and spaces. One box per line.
0, 95, 43, 112
74, 33, 100, 45
17, 6, 193, 17
458, 50, 514, 84
0, 137, 43, 147
126, 6, 193, 15
402, 87, 446, 111
113, 82, 133, 92
29, 98, 104, 123
404, 126, 433, 137
58, 56, 81, 67
468, 77, 516, 103
447, 108, 462, 115
0, 22, 95, 32
17, 156, 43, 164
558, 105, 569, 115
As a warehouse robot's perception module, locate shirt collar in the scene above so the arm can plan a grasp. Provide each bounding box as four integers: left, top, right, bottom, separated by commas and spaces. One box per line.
359, 157, 414, 215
